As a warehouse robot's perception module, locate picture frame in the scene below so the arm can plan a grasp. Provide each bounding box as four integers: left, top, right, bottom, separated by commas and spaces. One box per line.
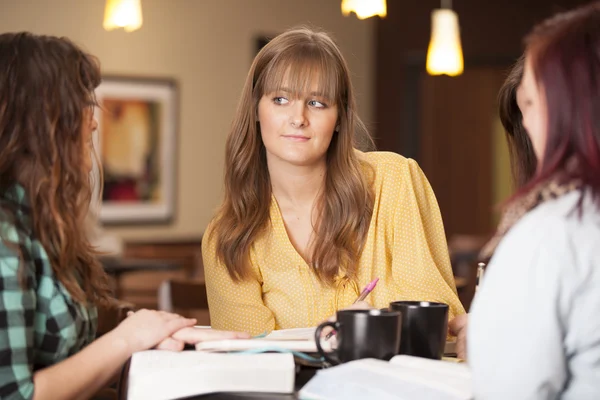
93, 76, 178, 224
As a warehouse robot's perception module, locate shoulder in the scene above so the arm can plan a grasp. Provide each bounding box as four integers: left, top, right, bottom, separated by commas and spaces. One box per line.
507, 191, 599, 243
360, 150, 411, 171
0, 208, 37, 286
201, 219, 218, 254
359, 151, 424, 183
0, 206, 31, 256
494, 191, 600, 280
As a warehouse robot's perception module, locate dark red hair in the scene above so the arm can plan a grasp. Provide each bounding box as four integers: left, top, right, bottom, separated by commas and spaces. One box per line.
516, 2, 600, 204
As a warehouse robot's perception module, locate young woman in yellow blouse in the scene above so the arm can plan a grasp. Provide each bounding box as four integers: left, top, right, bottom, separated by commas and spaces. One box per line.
203, 26, 465, 336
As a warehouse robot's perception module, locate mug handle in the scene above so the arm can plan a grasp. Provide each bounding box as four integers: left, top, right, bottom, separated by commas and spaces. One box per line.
315, 321, 340, 365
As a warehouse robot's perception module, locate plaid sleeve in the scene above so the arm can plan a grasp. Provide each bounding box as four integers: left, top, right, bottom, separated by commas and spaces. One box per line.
0, 231, 36, 400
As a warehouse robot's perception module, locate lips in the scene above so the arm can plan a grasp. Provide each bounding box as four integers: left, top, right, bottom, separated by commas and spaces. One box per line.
282, 135, 310, 141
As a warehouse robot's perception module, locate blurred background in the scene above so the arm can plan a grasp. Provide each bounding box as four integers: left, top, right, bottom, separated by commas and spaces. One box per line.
0, 0, 590, 320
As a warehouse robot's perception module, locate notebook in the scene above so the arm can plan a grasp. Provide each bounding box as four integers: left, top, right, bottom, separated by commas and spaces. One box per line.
298, 355, 472, 400
127, 350, 295, 400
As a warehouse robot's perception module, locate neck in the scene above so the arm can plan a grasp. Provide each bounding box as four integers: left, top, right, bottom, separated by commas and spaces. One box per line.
268, 157, 326, 209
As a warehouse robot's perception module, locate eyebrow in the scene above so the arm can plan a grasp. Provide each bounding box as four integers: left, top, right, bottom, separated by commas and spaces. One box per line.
275, 87, 328, 98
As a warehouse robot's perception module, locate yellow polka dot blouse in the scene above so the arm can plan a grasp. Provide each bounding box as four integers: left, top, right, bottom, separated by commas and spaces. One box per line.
203, 151, 465, 335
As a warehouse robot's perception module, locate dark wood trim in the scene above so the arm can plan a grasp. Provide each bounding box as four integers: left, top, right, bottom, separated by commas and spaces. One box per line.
400, 53, 519, 163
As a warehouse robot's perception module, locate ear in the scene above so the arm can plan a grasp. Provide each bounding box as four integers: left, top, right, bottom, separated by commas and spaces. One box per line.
334, 124, 340, 132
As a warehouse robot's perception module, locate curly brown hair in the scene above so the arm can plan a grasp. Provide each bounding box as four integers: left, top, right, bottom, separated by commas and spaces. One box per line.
0, 32, 112, 306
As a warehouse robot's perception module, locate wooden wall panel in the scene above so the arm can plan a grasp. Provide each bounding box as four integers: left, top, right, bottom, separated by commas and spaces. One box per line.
116, 239, 204, 310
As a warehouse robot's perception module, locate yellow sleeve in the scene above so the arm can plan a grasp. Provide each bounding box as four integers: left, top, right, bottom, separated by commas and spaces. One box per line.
202, 225, 275, 336
391, 159, 466, 321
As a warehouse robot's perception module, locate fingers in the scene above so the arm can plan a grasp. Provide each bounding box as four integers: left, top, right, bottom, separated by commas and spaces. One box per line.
171, 327, 251, 344
455, 329, 467, 360
448, 313, 468, 335
320, 326, 335, 337
158, 310, 187, 322
116, 309, 196, 353
349, 301, 373, 310
165, 316, 197, 335
155, 337, 185, 351
449, 314, 468, 360
325, 301, 373, 324
456, 338, 467, 360
203, 329, 251, 340
127, 309, 187, 324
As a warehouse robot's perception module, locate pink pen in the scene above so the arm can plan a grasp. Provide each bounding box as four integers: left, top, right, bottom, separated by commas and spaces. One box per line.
324, 278, 380, 340
354, 277, 379, 304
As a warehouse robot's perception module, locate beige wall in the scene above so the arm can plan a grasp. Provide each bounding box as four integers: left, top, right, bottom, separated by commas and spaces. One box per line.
0, 0, 374, 240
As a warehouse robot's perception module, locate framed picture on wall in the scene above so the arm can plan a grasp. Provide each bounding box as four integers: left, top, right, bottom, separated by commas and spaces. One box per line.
93, 76, 178, 224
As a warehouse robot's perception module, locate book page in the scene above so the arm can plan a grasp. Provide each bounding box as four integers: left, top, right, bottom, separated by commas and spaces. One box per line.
300, 358, 472, 400
195, 338, 332, 353
128, 351, 295, 400
265, 327, 316, 340
389, 355, 472, 398
390, 355, 471, 378
195, 326, 336, 352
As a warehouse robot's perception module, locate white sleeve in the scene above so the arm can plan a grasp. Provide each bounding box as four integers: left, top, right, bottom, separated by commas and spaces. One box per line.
468, 216, 569, 400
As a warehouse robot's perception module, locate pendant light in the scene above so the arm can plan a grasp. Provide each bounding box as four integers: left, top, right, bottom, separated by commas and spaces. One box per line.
341, 0, 387, 20
103, 0, 143, 32
426, 0, 464, 76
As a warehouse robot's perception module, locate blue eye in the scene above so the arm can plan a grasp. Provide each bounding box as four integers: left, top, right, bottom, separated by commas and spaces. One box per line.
273, 97, 289, 105
309, 100, 326, 108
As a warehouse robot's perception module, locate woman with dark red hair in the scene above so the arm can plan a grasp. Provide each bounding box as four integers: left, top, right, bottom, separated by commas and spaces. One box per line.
468, 2, 600, 399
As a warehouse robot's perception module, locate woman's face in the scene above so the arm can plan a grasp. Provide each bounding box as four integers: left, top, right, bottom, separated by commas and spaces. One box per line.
517, 58, 548, 163
257, 78, 339, 169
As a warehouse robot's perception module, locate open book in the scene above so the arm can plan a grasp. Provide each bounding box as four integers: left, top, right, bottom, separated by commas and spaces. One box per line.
298, 355, 472, 400
127, 350, 295, 400
195, 327, 333, 353
195, 327, 457, 355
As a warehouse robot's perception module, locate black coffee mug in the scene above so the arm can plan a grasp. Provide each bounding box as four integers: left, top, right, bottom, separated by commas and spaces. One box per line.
389, 301, 448, 360
314, 309, 401, 365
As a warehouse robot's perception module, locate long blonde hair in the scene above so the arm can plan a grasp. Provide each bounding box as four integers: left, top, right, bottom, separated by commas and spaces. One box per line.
210, 26, 374, 286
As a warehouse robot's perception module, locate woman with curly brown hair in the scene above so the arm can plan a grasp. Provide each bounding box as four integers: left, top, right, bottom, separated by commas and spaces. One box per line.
0, 32, 247, 400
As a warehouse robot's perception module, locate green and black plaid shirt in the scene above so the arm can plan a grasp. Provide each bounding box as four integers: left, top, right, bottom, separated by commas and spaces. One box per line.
0, 185, 97, 399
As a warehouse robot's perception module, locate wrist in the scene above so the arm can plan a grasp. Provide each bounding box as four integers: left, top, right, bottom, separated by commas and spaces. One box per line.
104, 328, 135, 360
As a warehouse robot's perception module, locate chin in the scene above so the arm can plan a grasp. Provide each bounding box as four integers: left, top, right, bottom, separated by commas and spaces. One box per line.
280, 152, 324, 167
266, 147, 327, 167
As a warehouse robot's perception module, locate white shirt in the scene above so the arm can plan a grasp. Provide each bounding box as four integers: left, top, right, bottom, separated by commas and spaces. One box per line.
468, 190, 600, 400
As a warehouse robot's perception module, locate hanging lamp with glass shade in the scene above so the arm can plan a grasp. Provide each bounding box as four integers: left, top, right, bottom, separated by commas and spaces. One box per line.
103, 0, 143, 32
341, 0, 387, 20
426, 0, 464, 76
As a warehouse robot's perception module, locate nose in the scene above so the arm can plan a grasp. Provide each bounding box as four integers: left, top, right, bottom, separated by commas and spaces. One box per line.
289, 102, 308, 128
